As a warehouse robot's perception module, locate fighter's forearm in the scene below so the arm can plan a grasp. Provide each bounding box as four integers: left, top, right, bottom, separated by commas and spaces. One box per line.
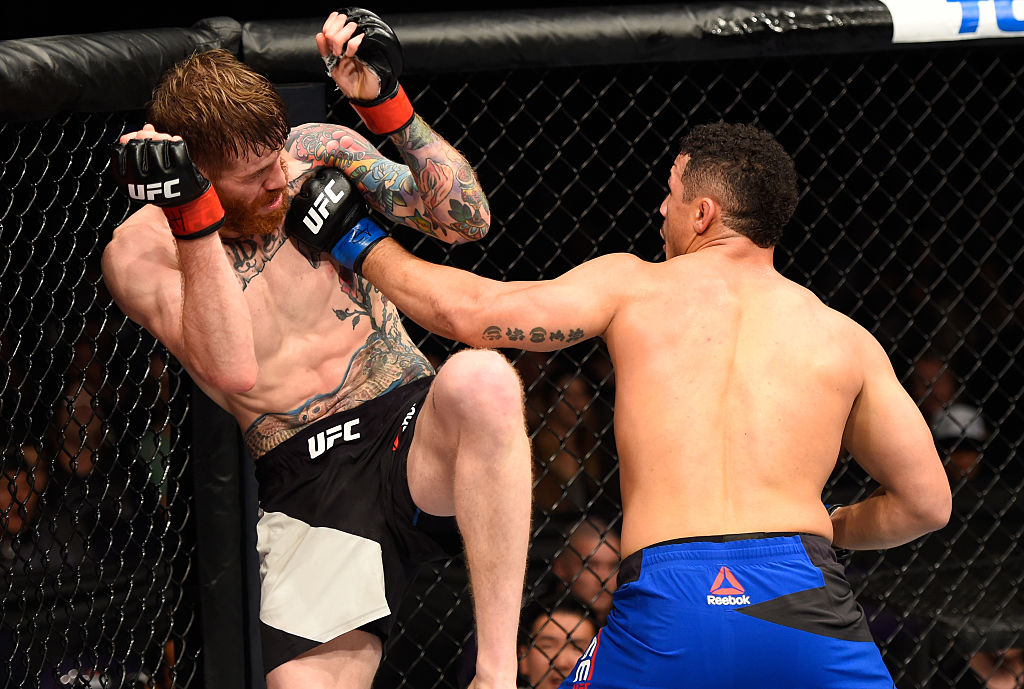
390, 116, 490, 242
176, 235, 258, 393
362, 238, 494, 344
831, 487, 949, 550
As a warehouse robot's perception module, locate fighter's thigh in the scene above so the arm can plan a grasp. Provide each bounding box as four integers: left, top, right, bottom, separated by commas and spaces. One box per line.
265, 629, 382, 689
406, 349, 524, 516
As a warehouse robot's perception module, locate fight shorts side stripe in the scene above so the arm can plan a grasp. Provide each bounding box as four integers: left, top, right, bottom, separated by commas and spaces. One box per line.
559, 532, 895, 689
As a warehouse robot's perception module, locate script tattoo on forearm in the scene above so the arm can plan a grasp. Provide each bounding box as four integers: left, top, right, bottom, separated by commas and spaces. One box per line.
480, 325, 585, 345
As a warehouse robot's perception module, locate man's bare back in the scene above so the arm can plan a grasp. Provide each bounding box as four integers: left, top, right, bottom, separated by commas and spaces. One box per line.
360, 125, 949, 557
357, 118, 950, 689
604, 248, 871, 555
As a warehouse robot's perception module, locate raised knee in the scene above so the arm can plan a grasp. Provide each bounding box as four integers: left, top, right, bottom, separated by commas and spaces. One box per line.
434, 349, 524, 422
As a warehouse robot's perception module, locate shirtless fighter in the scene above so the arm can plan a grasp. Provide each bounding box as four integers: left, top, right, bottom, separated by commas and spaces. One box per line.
326, 122, 952, 687
102, 9, 530, 689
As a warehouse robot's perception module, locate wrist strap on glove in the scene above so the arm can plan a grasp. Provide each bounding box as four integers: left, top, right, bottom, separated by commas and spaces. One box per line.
330, 217, 389, 274
350, 85, 415, 136
162, 185, 225, 240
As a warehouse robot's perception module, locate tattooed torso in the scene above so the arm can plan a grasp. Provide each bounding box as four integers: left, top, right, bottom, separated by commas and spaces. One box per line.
202, 127, 446, 460
217, 227, 433, 459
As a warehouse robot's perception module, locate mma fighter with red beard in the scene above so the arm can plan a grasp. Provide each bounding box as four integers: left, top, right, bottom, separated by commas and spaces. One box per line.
102, 9, 532, 689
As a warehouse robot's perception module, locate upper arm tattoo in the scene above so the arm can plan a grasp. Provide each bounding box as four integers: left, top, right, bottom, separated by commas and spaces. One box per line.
286, 123, 418, 220
392, 117, 490, 240
286, 121, 488, 241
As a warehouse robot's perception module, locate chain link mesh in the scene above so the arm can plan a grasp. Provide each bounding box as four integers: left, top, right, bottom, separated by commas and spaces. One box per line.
1, 30, 1021, 689
1, 113, 199, 687
368, 48, 1024, 689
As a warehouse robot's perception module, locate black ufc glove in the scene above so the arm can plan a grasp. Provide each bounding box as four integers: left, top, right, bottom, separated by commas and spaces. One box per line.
285, 166, 388, 274
110, 139, 224, 240
341, 7, 414, 135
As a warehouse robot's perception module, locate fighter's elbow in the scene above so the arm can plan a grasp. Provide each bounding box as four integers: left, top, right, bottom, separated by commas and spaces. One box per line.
447, 225, 490, 246
443, 208, 491, 245
921, 486, 953, 532
435, 306, 473, 345
469, 221, 491, 242
219, 372, 259, 395
441, 296, 489, 346
905, 484, 952, 537
193, 359, 259, 395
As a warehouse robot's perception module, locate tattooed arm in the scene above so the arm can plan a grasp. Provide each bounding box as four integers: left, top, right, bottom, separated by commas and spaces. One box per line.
360, 238, 636, 350
286, 122, 489, 243
311, 10, 490, 243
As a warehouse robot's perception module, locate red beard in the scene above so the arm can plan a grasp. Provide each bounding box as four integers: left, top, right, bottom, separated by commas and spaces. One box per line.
218, 161, 291, 238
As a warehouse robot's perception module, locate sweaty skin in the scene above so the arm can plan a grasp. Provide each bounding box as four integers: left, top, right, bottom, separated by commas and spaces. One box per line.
102, 118, 489, 460
360, 153, 951, 558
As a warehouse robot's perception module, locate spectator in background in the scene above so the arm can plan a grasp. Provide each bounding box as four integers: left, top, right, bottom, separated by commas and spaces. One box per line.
52, 369, 109, 480
458, 517, 618, 687
908, 352, 957, 423
0, 331, 50, 564
0, 441, 48, 560
517, 598, 596, 689
548, 518, 621, 626
529, 373, 608, 514
908, 352, 990, 483
907, 354, 1024, 689
932, 405, 1021, 689
932, 402, 989, 483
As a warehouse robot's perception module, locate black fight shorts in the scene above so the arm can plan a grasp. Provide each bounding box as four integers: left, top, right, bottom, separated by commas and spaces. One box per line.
253, 377, 462, 675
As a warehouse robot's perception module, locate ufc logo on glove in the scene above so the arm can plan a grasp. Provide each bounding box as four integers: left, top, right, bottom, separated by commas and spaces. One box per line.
301, 179, 350, 234
285, 166, 389, 275
127, 179, 181, 202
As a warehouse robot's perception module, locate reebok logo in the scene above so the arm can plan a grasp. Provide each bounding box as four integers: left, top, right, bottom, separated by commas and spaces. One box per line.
302, 179, 348, 234
127, 180, 180, 202
347, 219, 377, 243
307, 419, 361, 459
706, 566, 751, 606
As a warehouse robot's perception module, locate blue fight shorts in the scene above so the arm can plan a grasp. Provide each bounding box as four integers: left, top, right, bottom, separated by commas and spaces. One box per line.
559, 532, 894, 689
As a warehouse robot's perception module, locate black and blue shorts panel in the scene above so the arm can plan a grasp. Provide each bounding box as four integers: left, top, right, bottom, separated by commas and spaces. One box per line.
559, 532, 894, 689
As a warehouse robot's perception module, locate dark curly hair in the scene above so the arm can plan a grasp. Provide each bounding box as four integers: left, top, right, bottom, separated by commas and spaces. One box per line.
678, 122, 799, 248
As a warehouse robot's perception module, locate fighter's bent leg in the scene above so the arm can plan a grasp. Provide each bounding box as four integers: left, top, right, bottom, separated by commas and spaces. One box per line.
407, 349, 532, 689
265, 628, 382, 689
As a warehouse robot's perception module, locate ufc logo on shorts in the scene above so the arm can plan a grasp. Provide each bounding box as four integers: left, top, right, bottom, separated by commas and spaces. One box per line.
302, 179, 348, 234
127, 180, 180, 202
308, 419, 361, 459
